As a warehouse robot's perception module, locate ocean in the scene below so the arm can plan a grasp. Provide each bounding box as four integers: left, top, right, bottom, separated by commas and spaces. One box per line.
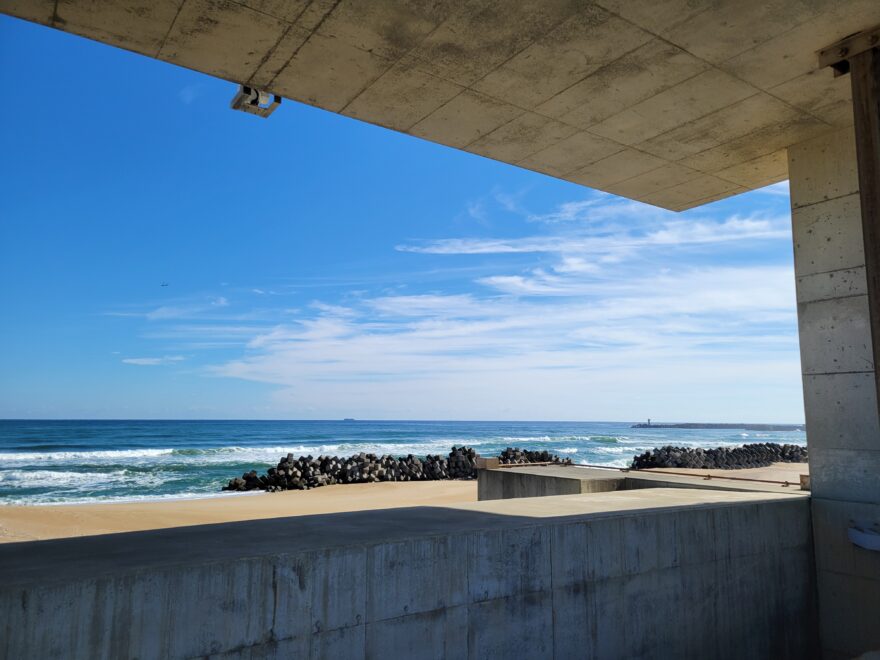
0, 419, 807, 505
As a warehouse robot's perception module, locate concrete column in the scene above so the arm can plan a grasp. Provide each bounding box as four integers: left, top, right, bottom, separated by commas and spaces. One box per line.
789, 125, 880, 659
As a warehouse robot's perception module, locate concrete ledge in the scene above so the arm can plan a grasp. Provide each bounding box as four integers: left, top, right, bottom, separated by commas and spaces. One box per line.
478, 465, 810, 502
477, 465, 621, 500
0, 489, 815, 659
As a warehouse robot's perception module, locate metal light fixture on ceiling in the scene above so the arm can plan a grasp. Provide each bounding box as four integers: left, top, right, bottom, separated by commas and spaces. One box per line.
230, 85, 281, 118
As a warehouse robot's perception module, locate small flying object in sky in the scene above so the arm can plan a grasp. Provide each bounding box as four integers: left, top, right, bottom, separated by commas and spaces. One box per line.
160, 282, 169, 287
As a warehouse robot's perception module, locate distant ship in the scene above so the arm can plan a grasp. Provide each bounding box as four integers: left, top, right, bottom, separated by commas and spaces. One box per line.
342, 418, 356, 422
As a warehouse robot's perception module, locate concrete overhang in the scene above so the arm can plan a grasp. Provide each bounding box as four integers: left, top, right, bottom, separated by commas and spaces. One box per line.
4, 1, 879, 210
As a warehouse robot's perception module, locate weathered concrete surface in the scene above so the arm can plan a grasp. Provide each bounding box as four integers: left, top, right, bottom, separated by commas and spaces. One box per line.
0, 489, 815, 659
478, 465, 621, 500
4, 1, 879, 210
478, 465, 809, 501
789, 125, 880, 659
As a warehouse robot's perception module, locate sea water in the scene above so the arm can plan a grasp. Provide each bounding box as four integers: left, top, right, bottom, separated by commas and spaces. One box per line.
0, 419, 806, 505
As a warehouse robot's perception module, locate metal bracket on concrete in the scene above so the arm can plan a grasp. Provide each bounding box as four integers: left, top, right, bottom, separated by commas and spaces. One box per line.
818, 25, 880, 76
230, 85, 281, 118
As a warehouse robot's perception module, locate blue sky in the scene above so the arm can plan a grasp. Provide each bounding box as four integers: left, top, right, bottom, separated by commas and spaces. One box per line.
0, 16, 803, 422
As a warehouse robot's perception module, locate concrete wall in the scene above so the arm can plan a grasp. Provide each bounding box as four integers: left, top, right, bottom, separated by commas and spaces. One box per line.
477, 466, 621, 500
0, 491, 815, 660
478, 466, 806, 502
789, 124, 880, 659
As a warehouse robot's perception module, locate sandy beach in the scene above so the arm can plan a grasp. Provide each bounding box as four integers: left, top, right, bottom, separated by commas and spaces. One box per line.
0, 462, 808, 544
0, 480, 477, 544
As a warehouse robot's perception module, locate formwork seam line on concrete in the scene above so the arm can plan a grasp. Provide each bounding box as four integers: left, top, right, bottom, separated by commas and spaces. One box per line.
790, 189, 862, 211
797, 264, 867, 279
264, 0, 344, 91
796, 291, 869, 304
154, 0, 189, 58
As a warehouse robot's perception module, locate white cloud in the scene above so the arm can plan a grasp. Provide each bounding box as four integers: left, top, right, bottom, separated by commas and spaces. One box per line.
494, 190, 528, 215
121, 193, 803, 420
107, 295, 237, 321
178, 83, 204, 105
145, 305, 201, 321
122, 355, 186, 366
467, 200, 488, 223
554, 256, 600, 274
397, 213, 790, 257
209, 261, 798, 413
527, 199, 598, 223
368, 294, 488, 318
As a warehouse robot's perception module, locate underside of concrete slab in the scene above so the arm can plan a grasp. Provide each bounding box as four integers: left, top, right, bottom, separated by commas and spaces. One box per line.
3, 1, 879, 210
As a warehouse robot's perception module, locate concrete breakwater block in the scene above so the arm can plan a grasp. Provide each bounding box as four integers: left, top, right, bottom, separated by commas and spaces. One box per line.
631, 443, 808, 470
498, 448, 573, 465
223, 446, 571, 493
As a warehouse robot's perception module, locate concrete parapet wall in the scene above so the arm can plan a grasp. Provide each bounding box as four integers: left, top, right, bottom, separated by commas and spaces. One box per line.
0, 490, 815, 659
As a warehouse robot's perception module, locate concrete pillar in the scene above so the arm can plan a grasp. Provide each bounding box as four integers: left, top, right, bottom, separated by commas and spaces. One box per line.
789, 125, 880, 658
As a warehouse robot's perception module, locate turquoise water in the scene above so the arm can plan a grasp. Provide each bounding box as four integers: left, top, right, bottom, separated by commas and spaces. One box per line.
0, 420, 806, 505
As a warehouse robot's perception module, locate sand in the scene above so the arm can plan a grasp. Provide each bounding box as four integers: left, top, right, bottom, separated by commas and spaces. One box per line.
0, 480, 478, 544
0, 462, 809, 544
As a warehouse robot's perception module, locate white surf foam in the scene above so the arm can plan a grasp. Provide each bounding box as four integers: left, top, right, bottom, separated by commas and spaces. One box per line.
0, 468, 167, 490
0, 448, 176, 462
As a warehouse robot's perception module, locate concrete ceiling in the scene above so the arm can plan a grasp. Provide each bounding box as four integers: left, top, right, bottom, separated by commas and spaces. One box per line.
5, 0, 879, 210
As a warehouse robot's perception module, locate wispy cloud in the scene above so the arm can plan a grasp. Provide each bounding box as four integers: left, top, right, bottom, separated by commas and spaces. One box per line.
208, 263, 800, 419
368, 294, 489, 318
107, 296, 237, 322
397, 214, 790, 257
122, 355, 186, 366
146, 305, 205, 321
178, 83, 205, 105
466, 201, 488, 223
115, 192, 802, 420
757, 181, 790, 197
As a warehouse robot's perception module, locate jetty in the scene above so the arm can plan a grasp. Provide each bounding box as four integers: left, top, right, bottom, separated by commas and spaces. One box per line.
631, 422, 805, 431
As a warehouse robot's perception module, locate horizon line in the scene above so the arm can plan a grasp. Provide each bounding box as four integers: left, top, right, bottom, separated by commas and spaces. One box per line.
0, 418, 807, 425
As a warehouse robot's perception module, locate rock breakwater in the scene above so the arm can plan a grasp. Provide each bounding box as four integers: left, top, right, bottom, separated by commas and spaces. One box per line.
223, 446, 571, 493
499, 447, 573, 465
630, 442, 808, 470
